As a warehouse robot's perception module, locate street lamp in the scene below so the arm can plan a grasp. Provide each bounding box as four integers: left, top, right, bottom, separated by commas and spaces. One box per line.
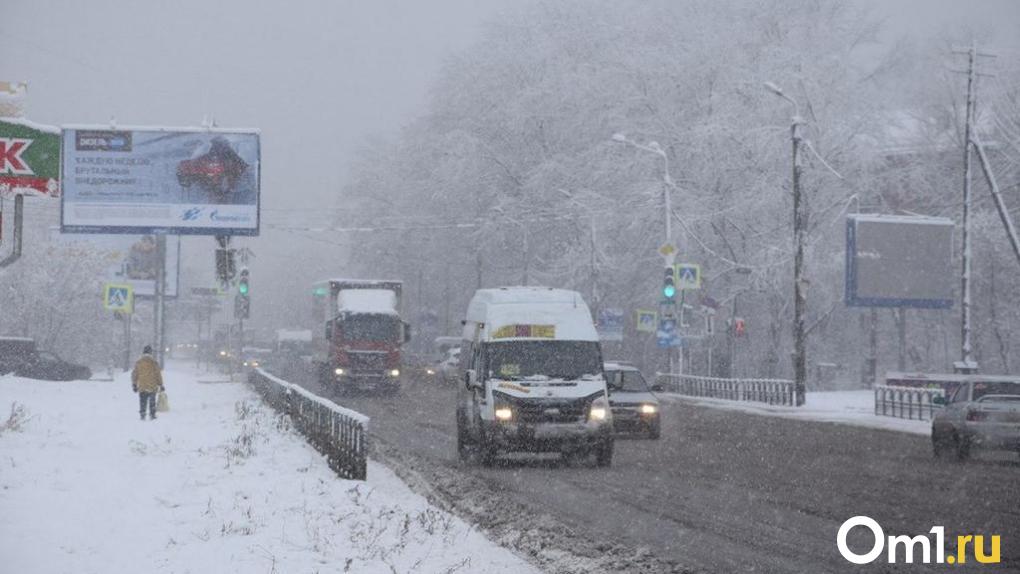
764, 81, 807, 406
612, 134, 675, 242
612, 132, 680, 376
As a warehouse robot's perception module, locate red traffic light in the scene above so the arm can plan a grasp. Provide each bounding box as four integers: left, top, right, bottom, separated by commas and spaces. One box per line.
734, 317, 746, 337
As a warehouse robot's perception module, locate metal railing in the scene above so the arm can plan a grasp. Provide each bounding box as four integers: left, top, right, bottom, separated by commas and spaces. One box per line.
249, 368, 369, 480
874, 385, 944, 421
656, 373, 796, 406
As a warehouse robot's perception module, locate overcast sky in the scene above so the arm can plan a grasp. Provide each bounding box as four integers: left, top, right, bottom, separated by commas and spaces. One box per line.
2, 0, 1017, 335
3, 0, 1016, 212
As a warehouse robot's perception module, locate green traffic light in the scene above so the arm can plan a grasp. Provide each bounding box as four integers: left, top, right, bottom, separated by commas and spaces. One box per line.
663, 284, 676, 299
239, 282, 249, 295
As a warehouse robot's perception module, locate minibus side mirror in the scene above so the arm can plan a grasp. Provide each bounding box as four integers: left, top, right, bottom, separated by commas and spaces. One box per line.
465, 369, 480, 390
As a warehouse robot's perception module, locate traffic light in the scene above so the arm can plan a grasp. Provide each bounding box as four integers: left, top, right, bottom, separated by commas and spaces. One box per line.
734, 317, 746, 337
215, 249, 236, 285
662, 266, 676, 300
234, 293, 250, 319
238, 268, 250, 296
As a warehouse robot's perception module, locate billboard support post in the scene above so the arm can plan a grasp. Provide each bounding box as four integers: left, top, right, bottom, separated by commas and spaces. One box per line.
154, 234, 167, 365
123, 311, 132, 371
0, 194, 24, 268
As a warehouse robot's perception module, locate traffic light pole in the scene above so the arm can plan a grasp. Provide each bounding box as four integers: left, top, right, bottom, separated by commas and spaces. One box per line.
662, 165, 681, 377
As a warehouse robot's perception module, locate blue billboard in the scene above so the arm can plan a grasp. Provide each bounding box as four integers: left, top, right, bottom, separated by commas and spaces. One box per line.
845, 215, 954, 309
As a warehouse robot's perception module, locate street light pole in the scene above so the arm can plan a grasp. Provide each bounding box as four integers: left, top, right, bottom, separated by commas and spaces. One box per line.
612, 134, 680, 376
791, 114, 807, 406
765, 82, 807, 406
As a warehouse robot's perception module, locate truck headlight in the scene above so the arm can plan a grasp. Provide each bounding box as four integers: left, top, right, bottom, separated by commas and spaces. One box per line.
494, 407, 514, 421
334, 367, 345, 376
640, 404, 658, 415
388, 369, 400, 377
589, 396, 610, 422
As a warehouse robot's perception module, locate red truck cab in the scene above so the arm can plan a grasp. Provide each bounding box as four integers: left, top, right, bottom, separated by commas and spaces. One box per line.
312, 279, 410, 394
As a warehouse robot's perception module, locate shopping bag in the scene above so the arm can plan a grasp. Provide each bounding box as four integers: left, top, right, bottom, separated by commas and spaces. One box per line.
156, 390, 170, 412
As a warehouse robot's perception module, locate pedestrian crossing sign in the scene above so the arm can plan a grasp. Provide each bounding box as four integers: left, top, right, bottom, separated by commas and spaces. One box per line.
635, 309, 657, 333
675, 263, 701, 290
103, 283, 134, 313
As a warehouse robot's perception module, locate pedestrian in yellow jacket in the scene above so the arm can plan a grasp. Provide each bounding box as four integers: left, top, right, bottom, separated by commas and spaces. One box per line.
132, 345, 164, 420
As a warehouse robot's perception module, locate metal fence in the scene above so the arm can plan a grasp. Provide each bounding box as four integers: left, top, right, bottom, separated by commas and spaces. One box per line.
656, 373, 796, 406
249, 368, 369, 480
874, 385, 944, 421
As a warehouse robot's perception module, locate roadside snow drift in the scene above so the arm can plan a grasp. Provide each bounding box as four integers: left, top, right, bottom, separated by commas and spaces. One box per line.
0, 364, 537, 574
661, 389, 931, 435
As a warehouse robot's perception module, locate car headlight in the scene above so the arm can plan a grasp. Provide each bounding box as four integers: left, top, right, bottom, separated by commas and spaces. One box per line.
589, 396, 610, 422
334, 367, 345, 376
640, 403, 658, 415
388, 369, 400, 377
426, 368, 436, 375
219, 350, 227, 357
494, 407, 514, 421
251, 360, 259, 367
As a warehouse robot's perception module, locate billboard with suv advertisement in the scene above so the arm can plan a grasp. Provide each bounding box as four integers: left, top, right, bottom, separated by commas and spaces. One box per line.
60, 126, 260, 235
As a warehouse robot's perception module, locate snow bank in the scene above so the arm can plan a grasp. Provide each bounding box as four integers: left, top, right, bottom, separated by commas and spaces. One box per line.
0, 364, 537, 574
660, 389, 931, 436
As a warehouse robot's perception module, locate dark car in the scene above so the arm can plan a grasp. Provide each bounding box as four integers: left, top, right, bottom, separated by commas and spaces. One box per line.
0, 336, 37, 375
604, 361, 663, 439
16, 350, 92, 381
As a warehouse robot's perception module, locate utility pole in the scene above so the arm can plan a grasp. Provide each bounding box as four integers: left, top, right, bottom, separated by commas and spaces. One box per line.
589, 215, 598, 315
791, 113, 807, 405
958, 43, 977, 374
522, 222, 530, 286
765, 81, 807, 405
897, 309, 907, 372
952, 42, 996, 374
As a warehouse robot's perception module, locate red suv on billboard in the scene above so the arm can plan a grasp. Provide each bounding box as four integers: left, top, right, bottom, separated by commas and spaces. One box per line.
176, 136, 248, 202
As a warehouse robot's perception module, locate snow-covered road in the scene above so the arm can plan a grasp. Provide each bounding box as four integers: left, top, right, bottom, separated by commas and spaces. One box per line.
0, 364, 538, 574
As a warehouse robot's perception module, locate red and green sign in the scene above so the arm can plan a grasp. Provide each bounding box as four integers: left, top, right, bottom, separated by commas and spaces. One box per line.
0, 118, 60, 196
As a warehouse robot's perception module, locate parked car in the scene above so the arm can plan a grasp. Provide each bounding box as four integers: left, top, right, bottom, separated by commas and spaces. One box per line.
0, 336, 37, 375
16, 349, 92, 381
932, 379, 1020, 460
604, 361, 663, 439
